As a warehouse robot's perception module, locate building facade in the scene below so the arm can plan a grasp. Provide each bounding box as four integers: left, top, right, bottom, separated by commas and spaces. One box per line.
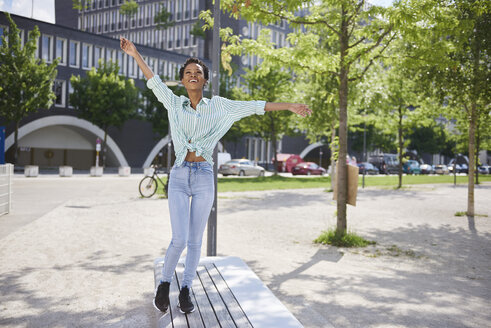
0, 12, 199, 170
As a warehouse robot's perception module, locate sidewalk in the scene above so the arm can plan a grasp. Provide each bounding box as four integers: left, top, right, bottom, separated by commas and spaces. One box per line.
0, 177, 490, 327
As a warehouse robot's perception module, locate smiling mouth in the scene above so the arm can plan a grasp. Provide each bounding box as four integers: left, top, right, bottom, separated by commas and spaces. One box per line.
189, 79, 198, 83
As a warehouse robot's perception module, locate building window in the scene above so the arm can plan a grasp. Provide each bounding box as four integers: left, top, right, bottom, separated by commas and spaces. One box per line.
117, 51, 127, 75
98, 13, 103, 33
67, 80, 74, 108
175, 25, 181, 48
106, 48, 116, 63
128, 56, 137, 78
94, 46, 104, 68
41, 34, 54, 62
55, 37, 67, 65
168, 0, 175, 21
167, 28, 173, 49
159, 60, 167, 77
192, 0, 199, 18
145, 4, 151, 26
138, 7, 143, 27
53, 80, 66, 107
184, 24, 190, 47
0, 26, 6, 46
184, 0, 190, 20
69, 40, 80, 67
111, 11, 116, 31
82, 43, 93, 69
104, 12, 109, 32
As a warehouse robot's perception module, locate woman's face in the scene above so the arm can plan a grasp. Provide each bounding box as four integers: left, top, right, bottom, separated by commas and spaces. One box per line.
181, 63, 207, 91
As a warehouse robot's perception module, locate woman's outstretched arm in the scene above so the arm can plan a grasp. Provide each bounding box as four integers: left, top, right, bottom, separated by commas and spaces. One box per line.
265, 102, 312, 117
120, 37, 154, 80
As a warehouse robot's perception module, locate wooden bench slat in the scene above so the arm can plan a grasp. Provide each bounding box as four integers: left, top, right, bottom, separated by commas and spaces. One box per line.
197, 266, 237, 328
205, 264, 253, 328
191, 266, 222, 328
175, 265, 205, 328
170, 269, 189, 328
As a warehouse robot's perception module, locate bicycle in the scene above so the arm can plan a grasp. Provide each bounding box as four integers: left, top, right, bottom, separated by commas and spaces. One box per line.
139, 165, 169, 198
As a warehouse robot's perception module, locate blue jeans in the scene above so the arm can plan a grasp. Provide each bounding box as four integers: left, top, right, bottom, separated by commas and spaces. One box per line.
162, 161, 215, 288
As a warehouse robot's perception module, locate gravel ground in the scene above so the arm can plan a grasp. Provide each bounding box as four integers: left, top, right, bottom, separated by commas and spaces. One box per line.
0, 176, 490, 328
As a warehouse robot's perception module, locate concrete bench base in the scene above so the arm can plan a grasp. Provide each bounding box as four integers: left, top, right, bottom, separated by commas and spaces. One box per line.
90, 166, 103, 177
24, 165, 39, 177
59, 166, 73, 177
154, 256, 303, 328
118, 166, 131, 176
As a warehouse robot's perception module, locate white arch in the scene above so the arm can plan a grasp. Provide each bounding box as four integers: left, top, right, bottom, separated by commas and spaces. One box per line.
142, 135, 172, 168
5, 115, 129, 166
142, 138, 225, 168
299, 142, 324, 159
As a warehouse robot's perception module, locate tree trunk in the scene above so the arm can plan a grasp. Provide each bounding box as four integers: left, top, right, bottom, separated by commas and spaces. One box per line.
336, 7, 349, 234
330, 123, 336, 191
475, 120, 480, 185
13, 121, 19, 165
270, 114, 278, 175
398, 106, 403, 189
467, 102, 476, 216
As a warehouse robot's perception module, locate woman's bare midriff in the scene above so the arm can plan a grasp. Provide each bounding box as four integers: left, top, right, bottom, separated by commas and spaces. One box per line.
185, 151, 206, 162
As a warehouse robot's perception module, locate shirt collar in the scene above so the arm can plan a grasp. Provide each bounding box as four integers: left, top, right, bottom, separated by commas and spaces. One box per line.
182, 96, 210, 107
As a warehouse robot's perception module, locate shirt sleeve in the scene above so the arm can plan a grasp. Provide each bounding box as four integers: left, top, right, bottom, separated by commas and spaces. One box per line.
220, 97, 266, 121
146, 75, 180, 111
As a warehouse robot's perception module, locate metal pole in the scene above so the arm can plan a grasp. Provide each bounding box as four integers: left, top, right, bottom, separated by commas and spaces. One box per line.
207, 0, 220, 256
362, 120, 366, 188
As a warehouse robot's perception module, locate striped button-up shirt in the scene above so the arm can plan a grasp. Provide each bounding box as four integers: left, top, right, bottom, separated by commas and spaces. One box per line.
147, 75, 266, 166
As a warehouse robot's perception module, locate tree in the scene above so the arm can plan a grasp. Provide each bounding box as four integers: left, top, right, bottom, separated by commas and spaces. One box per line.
154, 7, 174, 31
403, 0, 490, 216
0, 13, 58, 164
141, 79, 187, 138
72, 0, 93, 31
232, 65, 294, 174
120, 0, 139, 36
70, 61, 140, 167
201, 0, 398, 234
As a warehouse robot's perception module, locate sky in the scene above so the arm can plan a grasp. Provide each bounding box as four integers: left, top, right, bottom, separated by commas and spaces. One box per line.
0, 0, 55, 23
0, 0, 393, 25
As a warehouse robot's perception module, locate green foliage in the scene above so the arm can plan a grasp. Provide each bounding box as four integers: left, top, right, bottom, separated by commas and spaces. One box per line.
72, 0, 92, 11
70, 61, 140, 134
141, 77, 187, 138
154, 7, 174, 30
120, 0, 139, 32
314, 228, 376, 248
232, 65, 295, 172
190, 20, 206, 39
0, 13, 58, 162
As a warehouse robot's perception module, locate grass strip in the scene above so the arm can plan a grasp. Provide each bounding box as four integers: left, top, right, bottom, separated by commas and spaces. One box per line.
154, 174, 491, 194
314, 228, 376, 248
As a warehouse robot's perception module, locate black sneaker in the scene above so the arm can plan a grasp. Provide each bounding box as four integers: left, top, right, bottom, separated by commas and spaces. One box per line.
178, 286, 195, 314
153, 281, 170, 313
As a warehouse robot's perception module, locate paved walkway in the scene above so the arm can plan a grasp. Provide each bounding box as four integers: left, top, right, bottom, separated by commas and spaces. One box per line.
0, 175, 490, 327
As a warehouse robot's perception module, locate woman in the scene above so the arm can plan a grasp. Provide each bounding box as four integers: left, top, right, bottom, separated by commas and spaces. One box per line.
120, 37, 312, 314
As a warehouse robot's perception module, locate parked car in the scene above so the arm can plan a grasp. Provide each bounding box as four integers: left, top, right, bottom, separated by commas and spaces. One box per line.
459, 163, 469, 174
369, 154, 399, 174
477, 165, 490, 175
219, 159, 265, 177
448, 163, 462, 174
291, 162, 326, 176
434, 164, 449, 175
420, 163, 434, 174
357, 162, 379, 175
403, 160, 421, 174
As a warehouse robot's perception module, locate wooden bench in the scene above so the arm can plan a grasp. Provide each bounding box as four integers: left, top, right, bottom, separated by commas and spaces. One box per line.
154, 256, 303, 328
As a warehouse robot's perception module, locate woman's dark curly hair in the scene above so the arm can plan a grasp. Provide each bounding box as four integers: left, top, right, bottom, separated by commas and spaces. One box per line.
179, 57, 209, 81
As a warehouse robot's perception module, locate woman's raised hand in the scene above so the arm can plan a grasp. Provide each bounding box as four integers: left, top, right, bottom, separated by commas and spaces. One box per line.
288, 103, 312, 117
120, 37, 138, 57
